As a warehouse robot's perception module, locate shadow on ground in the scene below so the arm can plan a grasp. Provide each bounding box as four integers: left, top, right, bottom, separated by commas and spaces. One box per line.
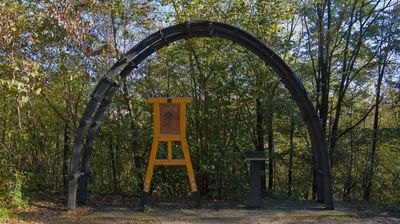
7, 194, 400, 224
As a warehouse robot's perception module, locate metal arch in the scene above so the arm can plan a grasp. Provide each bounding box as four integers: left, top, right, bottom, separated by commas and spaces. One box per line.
68, 20, 334, 210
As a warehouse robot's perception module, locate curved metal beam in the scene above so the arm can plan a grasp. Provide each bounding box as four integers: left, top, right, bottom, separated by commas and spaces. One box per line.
68, 20, 334, 210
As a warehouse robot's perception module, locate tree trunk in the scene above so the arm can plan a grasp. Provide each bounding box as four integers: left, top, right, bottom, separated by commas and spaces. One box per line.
314, 0, 332, 202
342, 127, 354, 200
63, 122, 69, 192
121, 80, 143, 192
288, 118, 295, 198
328, 1, 355, 166
311, 156, 317, 200
316, 0, 331, 133
188, 51, 208, 195
189, 45, 210, 195
56, 132, 60, 191
109, 135, 118, 193
343, 103, 354, 200
267, 102, 274, 196
363, 59, 385, 201
1, 87, 6, 149
256, 97, 267, 197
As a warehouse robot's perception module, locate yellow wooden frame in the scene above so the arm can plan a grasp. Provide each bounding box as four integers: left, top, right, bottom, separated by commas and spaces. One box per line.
143, 97, 198, 193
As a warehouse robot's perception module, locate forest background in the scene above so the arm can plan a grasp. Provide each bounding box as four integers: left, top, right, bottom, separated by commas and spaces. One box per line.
0, 0, 399, 215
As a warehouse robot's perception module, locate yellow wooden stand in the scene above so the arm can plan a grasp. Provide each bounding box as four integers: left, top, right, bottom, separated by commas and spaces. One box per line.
144, 97, 198, 193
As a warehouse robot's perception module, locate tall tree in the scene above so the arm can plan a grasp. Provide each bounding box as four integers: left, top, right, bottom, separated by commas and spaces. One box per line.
363, 5, 400, 200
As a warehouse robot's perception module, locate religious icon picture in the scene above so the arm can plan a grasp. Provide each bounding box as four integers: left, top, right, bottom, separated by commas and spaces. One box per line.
159, 103, 180, 135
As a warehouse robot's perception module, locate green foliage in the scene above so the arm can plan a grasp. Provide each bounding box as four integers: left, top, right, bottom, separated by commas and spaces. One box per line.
0, 0, 399, 207
0, 207, 9, 220
0, 171, 27, 209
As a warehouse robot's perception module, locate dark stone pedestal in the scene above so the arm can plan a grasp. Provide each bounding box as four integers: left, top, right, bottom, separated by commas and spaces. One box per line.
245, 151, 266, 209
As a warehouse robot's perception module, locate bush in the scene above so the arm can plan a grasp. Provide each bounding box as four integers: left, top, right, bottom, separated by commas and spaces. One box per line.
0, 170, 27, 209
0, 207, 9, 220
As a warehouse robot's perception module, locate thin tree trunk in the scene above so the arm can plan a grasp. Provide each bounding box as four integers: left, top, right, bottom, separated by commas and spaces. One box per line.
363, 58, 385, 201
189, 45, 210, 195
63, 122, 69, 192
1, 87, 6, 149
311, 156, 317, 200
266, 84, 277, 196
121, 80, 143, 192
202, 67, 210, 196
329, 1, 356, 166
267, 101, 274, 196
188, 53, 206, 194
316, 1, 330, 133
109, 135, 118, 193
342, 128, 354, 200
256, 97, 267, 197
288, 118, 295, 198
343, 103, 355, 200
56, 132, 60, 191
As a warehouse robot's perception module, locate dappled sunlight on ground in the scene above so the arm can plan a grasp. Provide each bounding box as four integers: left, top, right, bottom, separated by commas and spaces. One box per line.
3, 195, 400, 223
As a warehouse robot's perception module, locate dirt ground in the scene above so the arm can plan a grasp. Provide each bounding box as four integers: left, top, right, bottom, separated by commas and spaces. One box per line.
2, 194, 400, 223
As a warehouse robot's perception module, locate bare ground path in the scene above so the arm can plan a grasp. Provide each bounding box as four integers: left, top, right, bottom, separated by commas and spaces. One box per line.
3, 194, 400, 223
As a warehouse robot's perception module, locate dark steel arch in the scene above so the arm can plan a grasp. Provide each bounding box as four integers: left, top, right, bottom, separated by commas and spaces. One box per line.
67, 20, 334, 210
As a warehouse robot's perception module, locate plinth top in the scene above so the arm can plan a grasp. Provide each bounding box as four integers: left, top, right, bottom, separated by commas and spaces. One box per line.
244, 151, 266, 161
147, 97, 192, 104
